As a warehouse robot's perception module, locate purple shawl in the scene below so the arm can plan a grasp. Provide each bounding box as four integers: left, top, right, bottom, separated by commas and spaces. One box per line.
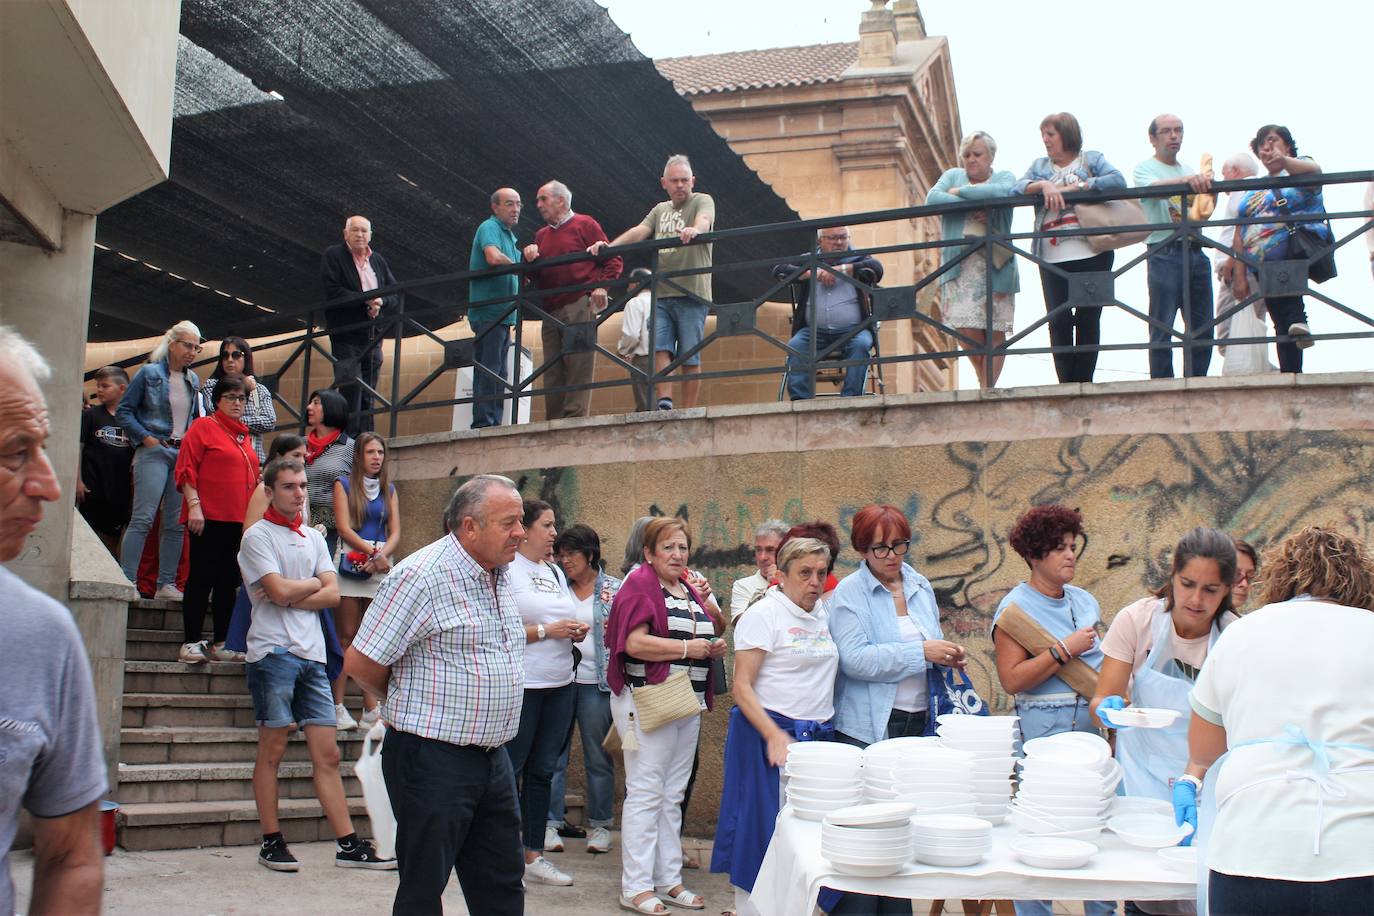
604, 563, 715, 710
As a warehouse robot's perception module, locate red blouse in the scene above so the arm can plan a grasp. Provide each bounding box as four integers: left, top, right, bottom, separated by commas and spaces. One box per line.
174, 413, 260, 523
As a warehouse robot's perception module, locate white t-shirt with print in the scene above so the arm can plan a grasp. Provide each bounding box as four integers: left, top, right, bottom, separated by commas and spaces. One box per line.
509, 552, 578, 689
733, 588, 839, 721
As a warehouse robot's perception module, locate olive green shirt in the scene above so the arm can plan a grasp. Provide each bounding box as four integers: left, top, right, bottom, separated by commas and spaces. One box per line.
640, 193, 715, 301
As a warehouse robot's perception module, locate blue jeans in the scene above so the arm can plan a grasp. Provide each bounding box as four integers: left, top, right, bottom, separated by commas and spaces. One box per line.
471, 322, 511, 429
119, 444, 184, 590
548, 683, 616, 828
1147, 241, 1214, 378
786, 326, 874, 399
245, 650, 336, 728
653, 296, 709, 367
503, 683, 576, 852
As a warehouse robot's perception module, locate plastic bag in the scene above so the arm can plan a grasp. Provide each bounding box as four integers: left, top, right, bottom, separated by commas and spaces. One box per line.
356, 722, 396, 859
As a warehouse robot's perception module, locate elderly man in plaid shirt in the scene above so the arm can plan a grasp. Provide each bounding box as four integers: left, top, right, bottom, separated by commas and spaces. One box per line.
345, 474, 527, 915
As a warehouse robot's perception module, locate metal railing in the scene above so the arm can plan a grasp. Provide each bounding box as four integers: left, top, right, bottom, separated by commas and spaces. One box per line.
91, 170, 1374, 437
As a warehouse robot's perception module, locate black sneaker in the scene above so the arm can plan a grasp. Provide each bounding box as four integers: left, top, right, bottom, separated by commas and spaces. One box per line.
555, 822, 587, 840
336, 838, 397, 870
259, 837, 299, 872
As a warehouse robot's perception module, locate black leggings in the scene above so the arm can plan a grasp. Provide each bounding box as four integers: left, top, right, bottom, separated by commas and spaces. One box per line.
1039, 251, 1115, 383
184, 520, 243, 645
1209, 870, 1374, 915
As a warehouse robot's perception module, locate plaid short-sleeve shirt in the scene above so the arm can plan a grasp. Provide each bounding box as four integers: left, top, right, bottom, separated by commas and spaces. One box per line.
352, 533, 524, 747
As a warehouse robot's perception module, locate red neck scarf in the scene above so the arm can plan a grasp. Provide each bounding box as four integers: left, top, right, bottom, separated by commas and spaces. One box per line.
305, 427, 341, 465
263, 505, 306, 537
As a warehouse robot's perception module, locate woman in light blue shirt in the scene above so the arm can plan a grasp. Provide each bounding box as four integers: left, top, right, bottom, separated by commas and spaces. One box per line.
829, 504, 967, 746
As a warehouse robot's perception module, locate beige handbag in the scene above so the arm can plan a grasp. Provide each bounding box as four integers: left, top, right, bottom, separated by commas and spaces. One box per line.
1074, 198, 1152, 253
631, 669, 702, 733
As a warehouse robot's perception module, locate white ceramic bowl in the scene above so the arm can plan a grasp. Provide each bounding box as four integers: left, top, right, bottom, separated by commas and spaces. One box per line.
829, 860, 908, 877
823, 841, 911, 859
788, 804, 835, 821
823, 822, 911, 841
940, 737, 1019, 753
865, 736, 944, 754
824, 802, 917, 828
911, 803, 979, 816
789, 782, 864, 798
786, 771, 859, 789
913, 846, 987, 867
1016, 792, 1111, 810
1011, 836, 1098, 869
787, 760, 863, 780
790, 742, 863, 760
1109, 797, 1173, 817
1022, 738, 1110, 769
971, 756, 1019, 775
909, 814, 993, 836
1109, 814, 1192, 848
937, 712, 1019, 728
1157, 845, 1198, 874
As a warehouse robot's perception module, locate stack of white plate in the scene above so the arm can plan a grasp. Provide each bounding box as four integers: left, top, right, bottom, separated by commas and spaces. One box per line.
784, 743, 864, 821
820, 803, 916, 877
1009, 733, 1118, 841
910, 814, 993, 867
935, 715, 1021, 823
863, 743, 978, 815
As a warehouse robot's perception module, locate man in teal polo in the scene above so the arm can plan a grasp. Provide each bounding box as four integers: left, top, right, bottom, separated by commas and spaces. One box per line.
467, 188, 523, 428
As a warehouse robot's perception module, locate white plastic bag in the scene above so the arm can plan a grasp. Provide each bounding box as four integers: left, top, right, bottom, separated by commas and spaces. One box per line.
356, 722, 396, 859
1222, 300, 1277, 376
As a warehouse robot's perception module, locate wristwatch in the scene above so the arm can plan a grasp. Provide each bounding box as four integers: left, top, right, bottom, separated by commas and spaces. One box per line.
536, 623, 547, 641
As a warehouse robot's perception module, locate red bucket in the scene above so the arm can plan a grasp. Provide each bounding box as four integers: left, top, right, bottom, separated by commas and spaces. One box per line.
100, 801, 119, 856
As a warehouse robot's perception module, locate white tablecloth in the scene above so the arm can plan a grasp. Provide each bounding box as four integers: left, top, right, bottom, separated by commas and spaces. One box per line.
750, 810, 1195, 916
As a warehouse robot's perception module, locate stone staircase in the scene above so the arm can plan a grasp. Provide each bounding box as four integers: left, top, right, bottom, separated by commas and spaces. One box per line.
117, 599, 372, 851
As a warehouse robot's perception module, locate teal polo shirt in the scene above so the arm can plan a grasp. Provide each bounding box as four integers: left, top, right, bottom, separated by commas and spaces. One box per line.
468, 215, 521, 327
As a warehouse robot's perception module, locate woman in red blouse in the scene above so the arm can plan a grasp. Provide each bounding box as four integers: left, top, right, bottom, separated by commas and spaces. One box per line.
174, 374, 261, 664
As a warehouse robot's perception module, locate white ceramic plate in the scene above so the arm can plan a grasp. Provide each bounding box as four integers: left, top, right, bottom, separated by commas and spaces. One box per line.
823, 822, 912, 841
909, 831, 991, 848
909, 814, 993, 836
823, 843, 911, 861
937, 712, 1019, 728
824, 802, 917, 828
787, 761, 862, 780
788, 785, 865, 801
913, 846, 987, 867
1102, 706, 1182, 729
829, 861, 909, 877
1011, 836, 1098, 869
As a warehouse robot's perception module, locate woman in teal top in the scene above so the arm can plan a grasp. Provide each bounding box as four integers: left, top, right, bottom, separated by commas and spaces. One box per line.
926, 131, 1020, 388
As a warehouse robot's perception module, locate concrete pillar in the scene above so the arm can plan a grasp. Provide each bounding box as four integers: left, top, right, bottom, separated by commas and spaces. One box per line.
0, 210, 98, 599
892, 0, 927, 42
858, 0, 897, 69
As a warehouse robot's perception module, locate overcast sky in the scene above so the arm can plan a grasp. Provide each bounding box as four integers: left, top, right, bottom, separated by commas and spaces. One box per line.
598, 0, 1373, 388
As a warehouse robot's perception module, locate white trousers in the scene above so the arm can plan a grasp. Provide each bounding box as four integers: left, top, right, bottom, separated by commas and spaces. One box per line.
609, 689, 701, 897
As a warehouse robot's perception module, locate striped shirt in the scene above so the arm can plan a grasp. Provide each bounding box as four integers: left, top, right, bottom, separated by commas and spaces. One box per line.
352, 533, 524, 747
624, 587, 714, 706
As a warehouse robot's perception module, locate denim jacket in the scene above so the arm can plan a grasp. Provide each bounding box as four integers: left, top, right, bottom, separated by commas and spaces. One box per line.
115, 358, 205, 445
589, 570, 622, 692
829, 561, 944, 745
1013, 150, 1125, 257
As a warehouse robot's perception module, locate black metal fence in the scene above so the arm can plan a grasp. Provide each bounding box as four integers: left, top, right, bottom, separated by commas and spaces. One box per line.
92, 170, 1374, 437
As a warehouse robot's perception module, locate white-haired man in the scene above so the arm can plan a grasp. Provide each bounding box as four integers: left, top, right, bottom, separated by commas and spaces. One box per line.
591, 154, 715, 410
0, 325, 106, 915
1212, 153, 1276, 375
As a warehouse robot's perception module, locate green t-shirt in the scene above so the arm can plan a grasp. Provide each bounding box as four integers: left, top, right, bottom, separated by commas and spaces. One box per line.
468, 215, 521, 327
1133, 157, 1196, 246
640, 193, 715, 301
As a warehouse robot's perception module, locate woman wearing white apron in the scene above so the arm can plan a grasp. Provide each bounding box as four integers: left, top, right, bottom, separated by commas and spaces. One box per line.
992, 505, 1114, 916
1181, 527, 1374, 915
1092, 529, 1238, 916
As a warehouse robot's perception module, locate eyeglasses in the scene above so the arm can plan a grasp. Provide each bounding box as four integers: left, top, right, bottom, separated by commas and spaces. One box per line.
1236, 569, 1256, 584
174, 339, 203, 353
219, 394, 247, 403
222, 351, 245, 360
868, 540, 910, 558
819, 234, 850, 243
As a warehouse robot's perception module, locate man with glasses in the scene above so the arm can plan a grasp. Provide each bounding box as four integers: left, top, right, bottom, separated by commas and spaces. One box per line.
321, 215, 403, 435
729, 519, 789, 620
773, 226, 884, 400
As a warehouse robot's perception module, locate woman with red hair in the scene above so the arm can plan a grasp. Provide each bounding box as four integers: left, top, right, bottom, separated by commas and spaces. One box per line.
828, 504, 966, 747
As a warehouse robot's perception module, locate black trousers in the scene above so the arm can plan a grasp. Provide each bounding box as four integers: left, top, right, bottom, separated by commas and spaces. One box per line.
1210, 870, 1374, 916
330, 333, 383, 435
1264, 294, 1308, 374
184, 520, 242, 645
382, 728, 524, 916
1039, 251, 1115, 383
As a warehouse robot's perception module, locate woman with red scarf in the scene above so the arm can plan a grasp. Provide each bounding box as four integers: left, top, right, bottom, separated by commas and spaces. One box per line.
303, 388, 353, 556
174, 374, 261, 663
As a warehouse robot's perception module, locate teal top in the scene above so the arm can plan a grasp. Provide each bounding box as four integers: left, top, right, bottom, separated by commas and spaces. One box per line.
925, 168, 1020, 294
467, 215, 521, 327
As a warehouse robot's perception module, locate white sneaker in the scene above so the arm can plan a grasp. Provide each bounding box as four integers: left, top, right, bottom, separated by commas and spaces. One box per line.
360, 707, 381, 728
544, 825, 564, 852
155, 584, 185, 601
1289, 321, 1316, 349
524, 855, 573, 886
208, 643, 246, 662
586, 826, 613, 854
178, 641, 208, 663
334, 704, 357, 730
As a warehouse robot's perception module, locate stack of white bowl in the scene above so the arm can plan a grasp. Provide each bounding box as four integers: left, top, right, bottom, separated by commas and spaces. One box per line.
820, 803, 916, 877
784, 742, 864, 821
910, 814, 994, 867
934, 714, 1021, 823
862, 741, 978, 815
1009, 732, 1120, 841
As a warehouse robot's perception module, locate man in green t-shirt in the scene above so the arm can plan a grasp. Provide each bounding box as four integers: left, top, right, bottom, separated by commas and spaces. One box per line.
467, 188, 523, 428
1133, 114, 1214, 380
591, 155, 715, 410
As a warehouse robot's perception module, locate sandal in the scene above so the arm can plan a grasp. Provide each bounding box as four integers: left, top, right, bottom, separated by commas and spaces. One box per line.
620, 892, 669, 915
656, 885, 705, 910
682, 854, 700, 869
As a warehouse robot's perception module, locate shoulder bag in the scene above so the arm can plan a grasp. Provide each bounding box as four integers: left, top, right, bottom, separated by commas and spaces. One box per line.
632, 668, 703, 732
1270, 188, 1337, 283
1075, 196, 1151, 252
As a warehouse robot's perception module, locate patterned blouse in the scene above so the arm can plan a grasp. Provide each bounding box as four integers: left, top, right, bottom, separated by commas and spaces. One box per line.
623, 587, 714, 706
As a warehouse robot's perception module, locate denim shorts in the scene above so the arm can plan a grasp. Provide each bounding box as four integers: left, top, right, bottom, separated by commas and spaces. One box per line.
246, 650, 336, 728
652, 296, 710, 366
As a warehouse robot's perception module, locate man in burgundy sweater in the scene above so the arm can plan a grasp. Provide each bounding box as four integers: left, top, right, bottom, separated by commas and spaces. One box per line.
521, 181, 623, 419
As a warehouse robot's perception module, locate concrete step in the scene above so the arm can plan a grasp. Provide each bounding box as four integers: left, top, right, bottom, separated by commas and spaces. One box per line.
116, 797, 374, 852
117, 760, 362, 804
120, 726, 369, 765
127, 598, 186, 632
126, 627, 192, 662
124, 659, 250, 695
123, 693, 257, 728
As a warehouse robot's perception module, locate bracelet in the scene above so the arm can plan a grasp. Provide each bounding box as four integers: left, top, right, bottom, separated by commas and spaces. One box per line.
1048, 645, 1064, 665
1057, 640, 1071, 659
681, 640, 689, 660
1173, 774, 1203, 791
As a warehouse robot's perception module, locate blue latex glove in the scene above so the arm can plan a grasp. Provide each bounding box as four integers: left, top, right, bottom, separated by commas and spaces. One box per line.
1095, 695, 1127, 729
1173, 779, 1198, 847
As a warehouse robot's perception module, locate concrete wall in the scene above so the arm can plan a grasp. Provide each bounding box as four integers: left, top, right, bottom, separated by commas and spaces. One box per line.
385, 373, 1374, 833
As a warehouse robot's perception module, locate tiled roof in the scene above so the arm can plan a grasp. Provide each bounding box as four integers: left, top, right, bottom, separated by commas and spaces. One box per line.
655, 42, 858, 96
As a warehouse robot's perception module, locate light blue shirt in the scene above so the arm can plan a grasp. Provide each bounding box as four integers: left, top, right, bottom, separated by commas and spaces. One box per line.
813, 274, 862, 331
830, 561, 944, 745
992, 581, 1104, 698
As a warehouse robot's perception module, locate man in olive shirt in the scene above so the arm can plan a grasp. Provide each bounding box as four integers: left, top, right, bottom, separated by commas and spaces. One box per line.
591, 154, 715, 410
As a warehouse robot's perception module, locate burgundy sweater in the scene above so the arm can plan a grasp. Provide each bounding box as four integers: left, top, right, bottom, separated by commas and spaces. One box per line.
531, 213, 624, 308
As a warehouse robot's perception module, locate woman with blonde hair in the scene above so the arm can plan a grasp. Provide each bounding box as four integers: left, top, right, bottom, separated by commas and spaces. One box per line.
1183, 526, 1374, 915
